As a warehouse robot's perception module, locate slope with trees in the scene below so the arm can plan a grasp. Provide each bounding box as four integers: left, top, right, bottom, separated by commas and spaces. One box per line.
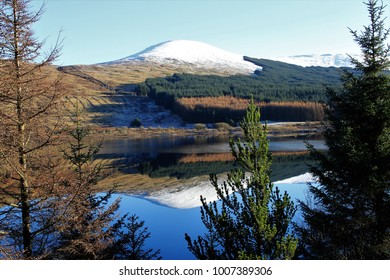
136, 59, 347, 122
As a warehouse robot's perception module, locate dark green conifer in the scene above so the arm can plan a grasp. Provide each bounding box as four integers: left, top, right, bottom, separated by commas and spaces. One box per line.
298, 0, 390, 259
185, 99, 297, 259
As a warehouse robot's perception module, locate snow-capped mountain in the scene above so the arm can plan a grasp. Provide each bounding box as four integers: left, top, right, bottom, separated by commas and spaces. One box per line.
272, 53, 359, 68
104, 40, 261, 75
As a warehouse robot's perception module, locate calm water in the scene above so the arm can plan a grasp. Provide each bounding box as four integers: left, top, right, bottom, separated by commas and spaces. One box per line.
98, 136, 325, 180
114, 183, 308, 260
100, 135, 326, 155
100, 135, 324, 259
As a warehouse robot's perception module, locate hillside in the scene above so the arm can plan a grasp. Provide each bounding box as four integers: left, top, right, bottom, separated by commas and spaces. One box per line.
58, 40, 262, 91
137, 58, 349, 122
140, 57, 346, 103
56, 41, 361, 127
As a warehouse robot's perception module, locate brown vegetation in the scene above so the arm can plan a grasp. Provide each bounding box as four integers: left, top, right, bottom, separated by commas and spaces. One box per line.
175, 96, 324, 122
178, 151, 309, 164
179, 153, 234, 163
0, 0, 66, 258
60, 60, 240, 90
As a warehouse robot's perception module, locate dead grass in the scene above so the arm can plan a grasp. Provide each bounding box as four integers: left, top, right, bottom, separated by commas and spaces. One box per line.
179, 153, 234, 163
72, 61, 240, 87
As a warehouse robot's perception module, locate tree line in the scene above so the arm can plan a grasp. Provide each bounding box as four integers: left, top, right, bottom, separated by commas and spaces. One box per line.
135, 57, 349, 122
137, 151, 313, 181
174, 96, 324, 122
137, 58, 346, 103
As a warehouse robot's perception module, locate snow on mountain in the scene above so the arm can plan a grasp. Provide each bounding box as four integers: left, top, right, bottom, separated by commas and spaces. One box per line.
105, 40, 261, 74
272, 53, 359, 68
100, 40, 361, 71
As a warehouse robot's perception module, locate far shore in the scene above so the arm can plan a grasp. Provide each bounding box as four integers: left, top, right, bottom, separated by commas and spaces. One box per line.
88, 121, 323, 140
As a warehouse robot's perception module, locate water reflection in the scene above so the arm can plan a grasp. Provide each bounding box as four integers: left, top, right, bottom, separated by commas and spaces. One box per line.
98, 135, 323, 259
100, 135, 325, 155
116, 182, 310, 260
98, 136, 325, 181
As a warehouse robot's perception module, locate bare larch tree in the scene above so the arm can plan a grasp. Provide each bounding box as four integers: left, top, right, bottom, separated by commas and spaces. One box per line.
0, 0, 63, 258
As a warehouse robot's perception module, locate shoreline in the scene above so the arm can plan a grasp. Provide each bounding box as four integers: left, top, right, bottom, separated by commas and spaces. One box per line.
88, 121, 323, 140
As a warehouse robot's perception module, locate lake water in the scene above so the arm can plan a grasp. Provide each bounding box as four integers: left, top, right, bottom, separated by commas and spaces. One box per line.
100, 135, 324, 259
100, 135, 326, 156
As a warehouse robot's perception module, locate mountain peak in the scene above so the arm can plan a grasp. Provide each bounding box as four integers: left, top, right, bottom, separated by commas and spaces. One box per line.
103, 40, 260, 74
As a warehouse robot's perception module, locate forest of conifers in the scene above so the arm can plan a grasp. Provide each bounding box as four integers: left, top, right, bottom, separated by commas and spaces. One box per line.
135, 58, 353, 122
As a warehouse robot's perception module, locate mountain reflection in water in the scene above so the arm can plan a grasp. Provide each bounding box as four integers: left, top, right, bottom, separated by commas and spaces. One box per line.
96, 135, 323, 259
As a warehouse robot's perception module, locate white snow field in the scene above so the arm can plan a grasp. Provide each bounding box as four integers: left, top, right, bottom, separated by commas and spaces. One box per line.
102, 39, 360, 69
272, 53, 360, 68
105, 40, 261, 74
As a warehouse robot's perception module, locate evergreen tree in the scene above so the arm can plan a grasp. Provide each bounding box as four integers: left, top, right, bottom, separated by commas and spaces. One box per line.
185, 99, 297, 260
52, 105, 116, 259
298, 0, 390, 259
111, 214, 161, 260
51, 105, 160, 260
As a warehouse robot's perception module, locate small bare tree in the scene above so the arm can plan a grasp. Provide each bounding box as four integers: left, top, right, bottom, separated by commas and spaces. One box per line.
0, 0, 63, 258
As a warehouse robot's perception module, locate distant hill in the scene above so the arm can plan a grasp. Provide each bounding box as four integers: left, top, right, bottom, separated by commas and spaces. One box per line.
136, 58, 351, 122
57, 41, 261, 89
57, 41, 364, 125
101, 40, 260, 75
271, 53, 358, 67
58, 40, 355, 94
139, 57, 347, 104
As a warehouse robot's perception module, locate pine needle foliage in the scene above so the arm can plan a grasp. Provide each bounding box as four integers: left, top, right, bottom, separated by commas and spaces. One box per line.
298, 0, 390, 259
50, 105, 161, 260
185, 99, 297, 260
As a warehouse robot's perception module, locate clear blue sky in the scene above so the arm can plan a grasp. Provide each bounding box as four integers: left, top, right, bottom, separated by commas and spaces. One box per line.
30, 0, 389, 66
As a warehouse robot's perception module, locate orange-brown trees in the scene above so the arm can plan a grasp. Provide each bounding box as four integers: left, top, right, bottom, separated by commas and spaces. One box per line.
0, 0, 63, 258
0, 1, 160, 260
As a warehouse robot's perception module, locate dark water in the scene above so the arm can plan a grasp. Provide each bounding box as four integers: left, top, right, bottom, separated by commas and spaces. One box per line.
99, 135, 324, 259
100, 135, 326, 155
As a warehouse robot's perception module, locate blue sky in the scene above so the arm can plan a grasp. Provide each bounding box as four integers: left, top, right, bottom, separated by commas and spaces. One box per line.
30, 0, 389, 65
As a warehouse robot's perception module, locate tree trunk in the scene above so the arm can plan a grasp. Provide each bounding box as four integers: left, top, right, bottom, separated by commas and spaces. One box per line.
13, 0, 32, 258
